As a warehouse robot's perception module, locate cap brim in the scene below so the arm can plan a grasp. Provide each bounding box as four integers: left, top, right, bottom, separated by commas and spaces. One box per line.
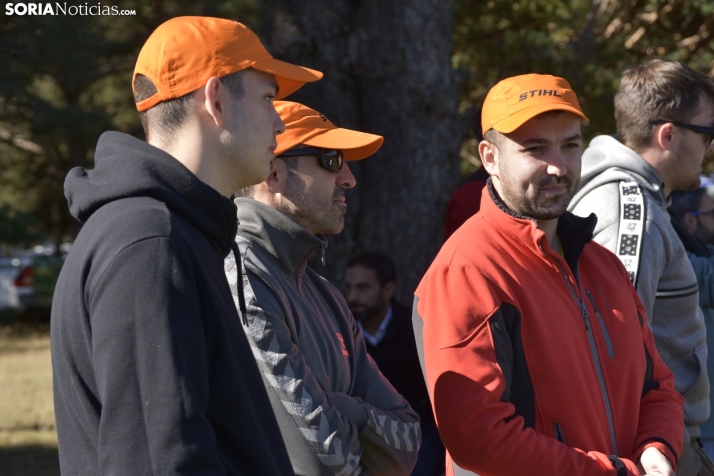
252, 58, 323, 99
304, 128, 384, 161
492, 103, 589, 134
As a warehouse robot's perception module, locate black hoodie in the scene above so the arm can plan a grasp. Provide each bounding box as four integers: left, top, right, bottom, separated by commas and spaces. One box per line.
51, 131, 293, 475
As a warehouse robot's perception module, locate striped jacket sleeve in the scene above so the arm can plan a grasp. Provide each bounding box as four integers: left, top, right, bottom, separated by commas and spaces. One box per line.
225, 251, 420, 476
346, 312, 421, 475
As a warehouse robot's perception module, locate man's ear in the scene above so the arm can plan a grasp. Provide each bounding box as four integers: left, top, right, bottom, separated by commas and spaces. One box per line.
479, 140, 499, 177
203, 76, 227, 128
382, 281, 396, 303
652, 122, 676, 152
264, 158, 288, 194
682, 211, 699, 234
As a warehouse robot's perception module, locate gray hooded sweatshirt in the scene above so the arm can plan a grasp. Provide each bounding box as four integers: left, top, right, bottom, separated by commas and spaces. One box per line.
225, 199, 421, 476
569, 135, 708, 473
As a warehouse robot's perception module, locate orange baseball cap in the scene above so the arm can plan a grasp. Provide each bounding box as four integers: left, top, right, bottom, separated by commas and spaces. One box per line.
274, 101, 384, 161
481, 74, 588, 135
133, 16, 323, 112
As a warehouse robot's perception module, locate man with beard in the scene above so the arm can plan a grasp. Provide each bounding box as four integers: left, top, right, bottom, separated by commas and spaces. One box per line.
226, 101, 421, 476
413, 74, 684, 476
345, 251, 445, 475
669, 187, 714, 465
569, 60, 714, 476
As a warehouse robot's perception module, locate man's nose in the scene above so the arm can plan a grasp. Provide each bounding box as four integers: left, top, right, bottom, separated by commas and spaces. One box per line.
272, 107, 286, 135
545, 150, 569, 177
338, 162, 357, 189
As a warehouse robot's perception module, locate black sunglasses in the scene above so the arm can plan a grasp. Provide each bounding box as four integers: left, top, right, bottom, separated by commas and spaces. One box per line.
277, 147, 344, 172
650, 119, 714, 145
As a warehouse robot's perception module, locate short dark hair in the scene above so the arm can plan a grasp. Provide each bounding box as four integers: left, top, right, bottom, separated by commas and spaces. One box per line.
615, 60, 714, 153
483, 128, 503, 151
669, 188, 707, 223
347, 251, 396, 286
133, 70, 248, 141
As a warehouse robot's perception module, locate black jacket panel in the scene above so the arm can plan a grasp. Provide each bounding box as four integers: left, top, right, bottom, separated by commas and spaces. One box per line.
51, 131, 292, 475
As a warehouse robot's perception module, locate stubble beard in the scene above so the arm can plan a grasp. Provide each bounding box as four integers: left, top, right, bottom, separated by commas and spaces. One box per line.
499, 171, 579, 221
283, 172, 346, 235
695, 221, 714, 245
673, 139, 705, 192
350, 300, 383, 323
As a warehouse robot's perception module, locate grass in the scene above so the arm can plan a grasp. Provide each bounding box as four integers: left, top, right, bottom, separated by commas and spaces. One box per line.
0, 324, 60, 475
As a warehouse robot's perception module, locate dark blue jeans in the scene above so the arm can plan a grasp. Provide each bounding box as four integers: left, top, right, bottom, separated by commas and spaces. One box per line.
412, 423, 446, 476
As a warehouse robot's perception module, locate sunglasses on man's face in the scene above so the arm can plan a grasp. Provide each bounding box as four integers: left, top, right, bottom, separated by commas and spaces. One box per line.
691, 209, 714, 217
650, 119, 714, 146
277, 147, 344, 172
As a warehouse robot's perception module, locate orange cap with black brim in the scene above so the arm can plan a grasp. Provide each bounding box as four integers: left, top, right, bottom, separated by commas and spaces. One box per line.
274, 101, 384, 161
481, 74, 589, 135
133, 16, 323, 112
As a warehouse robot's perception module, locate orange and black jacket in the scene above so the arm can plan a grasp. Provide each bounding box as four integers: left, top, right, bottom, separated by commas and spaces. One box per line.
413, 183, 684, 476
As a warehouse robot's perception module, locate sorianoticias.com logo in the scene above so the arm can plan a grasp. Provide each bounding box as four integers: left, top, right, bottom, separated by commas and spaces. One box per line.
5, 3, 137, 16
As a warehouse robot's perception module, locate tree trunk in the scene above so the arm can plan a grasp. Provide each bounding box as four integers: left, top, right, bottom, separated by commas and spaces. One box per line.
259, 0, 463, 303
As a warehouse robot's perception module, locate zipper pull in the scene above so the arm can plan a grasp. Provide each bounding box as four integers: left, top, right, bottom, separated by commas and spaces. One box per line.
321, 240, 327, 266
586, 290, 600, 313
580, 302, 589, 320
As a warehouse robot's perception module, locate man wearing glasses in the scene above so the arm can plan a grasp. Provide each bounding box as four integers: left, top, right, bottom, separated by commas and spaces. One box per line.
670, 186, 714, 465
570, 59, 714, 476
226, 101, 421, 476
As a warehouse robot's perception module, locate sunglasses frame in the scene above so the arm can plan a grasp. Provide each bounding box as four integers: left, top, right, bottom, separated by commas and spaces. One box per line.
691, 209, 714, 217
650, 119, 714, 145
277, 147, 344, 172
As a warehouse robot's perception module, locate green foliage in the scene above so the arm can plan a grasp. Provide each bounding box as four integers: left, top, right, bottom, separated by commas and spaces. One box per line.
0, 0, 259, 247
0, 204, 44, 246
454, 0, 714, 144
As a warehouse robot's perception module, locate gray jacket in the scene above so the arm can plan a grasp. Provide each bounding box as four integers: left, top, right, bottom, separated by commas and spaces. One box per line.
225, 199, 421, 476
569, 135, 708, 470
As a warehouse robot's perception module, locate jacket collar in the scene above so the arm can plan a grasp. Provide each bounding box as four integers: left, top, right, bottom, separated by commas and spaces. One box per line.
234, 198, 327, 280
483, 178, 597, 269
380, 300, 409, 343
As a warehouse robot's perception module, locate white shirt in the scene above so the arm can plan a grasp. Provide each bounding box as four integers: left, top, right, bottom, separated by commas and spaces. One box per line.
357, 305, 393, 347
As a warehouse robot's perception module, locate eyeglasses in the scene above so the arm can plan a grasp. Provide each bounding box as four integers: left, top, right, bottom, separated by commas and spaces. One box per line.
691, 210, 714, 217
650, 119, 714, 145
277, 147, 344, 172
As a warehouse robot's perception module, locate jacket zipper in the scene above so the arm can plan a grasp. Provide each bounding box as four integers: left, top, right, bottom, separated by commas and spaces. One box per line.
586, 289, 615, 358
546, 247, 619, 455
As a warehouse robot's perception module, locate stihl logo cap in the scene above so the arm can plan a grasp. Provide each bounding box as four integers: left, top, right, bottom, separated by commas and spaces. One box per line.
481, 74, 588, 135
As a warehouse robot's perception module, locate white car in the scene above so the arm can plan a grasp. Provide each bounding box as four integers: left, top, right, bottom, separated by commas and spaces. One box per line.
0, 257, 34, 311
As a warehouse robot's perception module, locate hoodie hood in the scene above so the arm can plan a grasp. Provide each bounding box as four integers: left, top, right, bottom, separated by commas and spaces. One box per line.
65, 131, 237, 253
571, 135, 668, 210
